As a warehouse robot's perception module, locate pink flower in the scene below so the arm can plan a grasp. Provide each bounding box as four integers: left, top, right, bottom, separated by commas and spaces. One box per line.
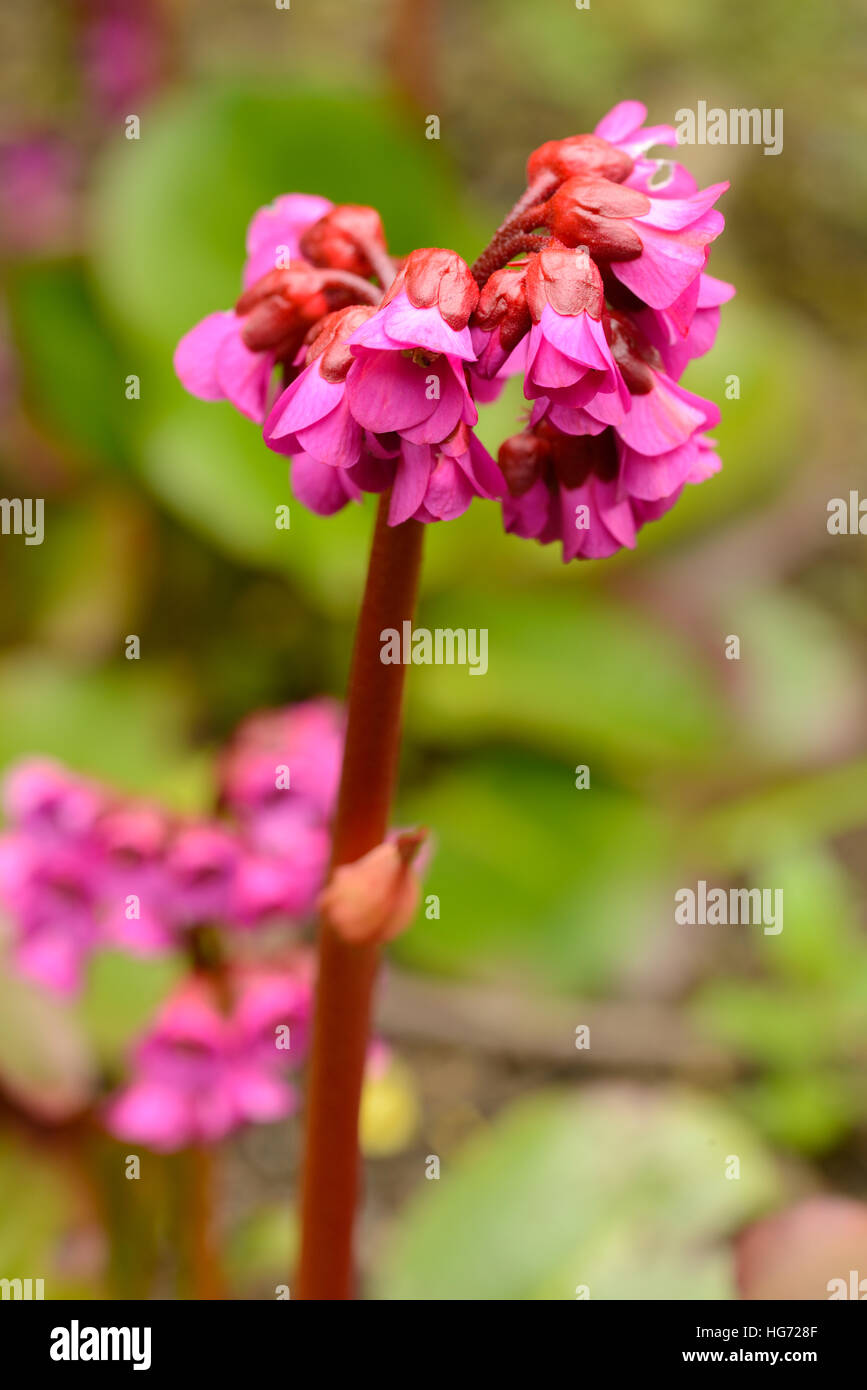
388, 427, 505, 525
3, 759, 105, 842
80, 0, 163, 117
543, 174, 728, 312
175, 109, 732, 562
593, 100, 697, 199
162, 823, 240, 928
521, 244, 627, 411
242, 194, 333, 290
263, 305, 379, 468
634, 272, 736, 380
344, 249, 479, 447
500, 308, 721, 561
218, 699, 344, 823
264, 250, 506, 524
104, 969, 312, 1151
0, 138, 78, 255
174, 197, 339, 424
93, 803, 174, 954
0, 834, 102, 994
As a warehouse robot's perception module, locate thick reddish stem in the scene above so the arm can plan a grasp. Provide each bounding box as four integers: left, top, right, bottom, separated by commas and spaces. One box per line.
296, 494, 424, 1300
185, 1147, 226, 1299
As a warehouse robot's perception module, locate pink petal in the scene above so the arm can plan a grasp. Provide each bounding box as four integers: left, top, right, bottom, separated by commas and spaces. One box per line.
174, 311, 238, 401
291, 453, 358, 515
637, 182, 729, 232
215, 331, 274, 422
389, 443, 433, 524
346, 351, 436, 434
265, 362, 341, 439
594, 101, 648, 145
616, 375, 715, 454
619, 437, 702, 500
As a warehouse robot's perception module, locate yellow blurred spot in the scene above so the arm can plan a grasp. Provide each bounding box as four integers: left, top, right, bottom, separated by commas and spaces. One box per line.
360, 1058, 420, 1157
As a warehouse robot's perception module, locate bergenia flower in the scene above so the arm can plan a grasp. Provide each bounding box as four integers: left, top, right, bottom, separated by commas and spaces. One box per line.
264, 248, 506, 523
174, 101, 732, 560
0, 700, 346, 992
0, 833, 103, 994
104, 968, 312, 1151
593, 99, 697, 199
218, 698, 344, 823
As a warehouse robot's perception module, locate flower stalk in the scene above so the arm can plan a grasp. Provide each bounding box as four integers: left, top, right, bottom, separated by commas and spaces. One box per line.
296, 493, 424, 1300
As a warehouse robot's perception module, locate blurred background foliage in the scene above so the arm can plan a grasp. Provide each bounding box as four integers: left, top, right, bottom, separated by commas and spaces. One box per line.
0, 0, 865, 1300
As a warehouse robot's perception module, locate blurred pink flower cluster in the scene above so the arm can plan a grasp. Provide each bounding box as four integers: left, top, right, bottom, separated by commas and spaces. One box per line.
0, 699, 343, 995
175, 100, 732, 561
105, 966, 314, 1152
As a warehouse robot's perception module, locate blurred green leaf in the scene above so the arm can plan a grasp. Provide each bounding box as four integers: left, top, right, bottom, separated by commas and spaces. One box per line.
692, 758, 867, 870
395, 751, 677, 988
76, 950, 184, 1067
6, 262, 130, 467
755, 847, 864, 987
408, 587, 727, 773
91, 83, 479, 355
373, 1086, 780, 1300
0, 654, 198, 802
736, 1071, 858, 1156
0, 960, 96, 1121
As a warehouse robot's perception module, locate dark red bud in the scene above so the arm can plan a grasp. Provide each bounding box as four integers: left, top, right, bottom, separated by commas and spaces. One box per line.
498, 431, 550, 496
542, 202, 644, 261
240, 299, 306, 353
299, 204, 387, 278
550, 430, 618, 488
237, 264, 354, 357
527, 134, 634, 187
393, 247, 479, 330
550, 176, 651, 220
236, 264, 326, 317
306, 304, 377, 382
472, 263, 531, 353
604, 309, 661, 394
540, 178, 648, 262
525, 242, 604, 320
600, 266, 646, 312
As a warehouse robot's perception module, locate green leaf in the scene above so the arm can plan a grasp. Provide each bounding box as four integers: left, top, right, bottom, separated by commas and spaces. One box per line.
91, 83, 479, 355
736, 1072, 858, 1155
407, 587, 726, 773
6, 262, 130, 467
76, 950, 185, 1068
0, 960, 96, 1121
394, 751, 677, 988
0, 654, 199, 802
373, 1086, 780, 1300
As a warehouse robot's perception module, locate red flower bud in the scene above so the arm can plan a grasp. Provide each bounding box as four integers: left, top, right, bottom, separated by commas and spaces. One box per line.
549, 430, 618, 488
604, 310, 661, 394
551, 176, 651, 220
305, 304, 377, 382
236, 264, 334, 355
525, 242, 604, 320
388, 247, 479, 330
542, 177, 648, 262
472, 263, 531, 354
527, 134, 634, 187
299, 204, 387, 278
498, 431, 551, 496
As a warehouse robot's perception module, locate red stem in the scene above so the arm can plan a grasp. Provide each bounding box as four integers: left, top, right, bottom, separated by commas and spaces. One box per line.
296, 494, 424, 1300
185, 1146, 226, 1299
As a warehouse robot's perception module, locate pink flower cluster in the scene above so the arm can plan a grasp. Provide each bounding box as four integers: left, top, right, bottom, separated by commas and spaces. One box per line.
174, 101, 732, 560
490, 103, 733, 559
0, 700, 344, 995
105, 966, 313, 1152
